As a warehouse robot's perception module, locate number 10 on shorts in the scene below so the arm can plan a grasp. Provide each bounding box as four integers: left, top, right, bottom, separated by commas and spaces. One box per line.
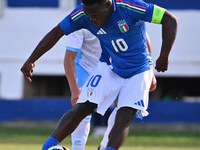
86, 75, 102, 87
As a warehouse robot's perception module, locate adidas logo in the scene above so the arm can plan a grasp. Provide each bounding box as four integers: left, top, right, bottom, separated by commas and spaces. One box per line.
97, 28, 107, 35
134, 100, 144, 107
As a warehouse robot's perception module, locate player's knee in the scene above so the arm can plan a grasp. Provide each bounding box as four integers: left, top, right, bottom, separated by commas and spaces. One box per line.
73, 101, 97, 117
115, 107, 137, 127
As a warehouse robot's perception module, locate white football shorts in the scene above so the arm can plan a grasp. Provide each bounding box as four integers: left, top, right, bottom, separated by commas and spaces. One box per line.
77, 62, 153, 117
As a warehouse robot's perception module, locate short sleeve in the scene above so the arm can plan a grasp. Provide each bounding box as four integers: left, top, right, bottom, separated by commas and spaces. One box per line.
66, 29, 84, 53
59, 5, 84, 35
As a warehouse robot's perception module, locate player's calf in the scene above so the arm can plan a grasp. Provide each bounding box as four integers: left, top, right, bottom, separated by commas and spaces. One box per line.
107, 107, 137, 149
42, 101, 97, 150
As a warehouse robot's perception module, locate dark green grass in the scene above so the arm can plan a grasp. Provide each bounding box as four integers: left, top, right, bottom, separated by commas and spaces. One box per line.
0, 122, 199, 150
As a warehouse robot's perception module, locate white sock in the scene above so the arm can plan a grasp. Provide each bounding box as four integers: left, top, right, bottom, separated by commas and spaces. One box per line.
100, 108, 117, 148
71, 116, 91, 150
98, 145, 106, 150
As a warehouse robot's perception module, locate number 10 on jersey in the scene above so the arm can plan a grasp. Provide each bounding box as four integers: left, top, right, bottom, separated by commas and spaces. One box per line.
111, 38, 128, 52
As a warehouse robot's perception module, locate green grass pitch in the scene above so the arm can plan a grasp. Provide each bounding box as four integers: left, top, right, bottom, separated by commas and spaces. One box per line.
0, 123, 199, 150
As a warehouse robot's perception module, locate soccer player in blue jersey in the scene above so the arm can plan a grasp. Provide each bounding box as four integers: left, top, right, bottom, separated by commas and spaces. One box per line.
64, 29, 156, 150
21, 0, 177, 149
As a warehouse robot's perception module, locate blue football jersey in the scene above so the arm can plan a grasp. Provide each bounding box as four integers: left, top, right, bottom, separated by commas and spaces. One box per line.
60, 0, 155, 78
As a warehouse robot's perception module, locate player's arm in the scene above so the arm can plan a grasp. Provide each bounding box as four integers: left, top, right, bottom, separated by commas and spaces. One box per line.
146, 32, 156, 92
21, 24, 64, 82
64, 50, 81, 106
151, 6, 178, 72
146, 32, 152, 55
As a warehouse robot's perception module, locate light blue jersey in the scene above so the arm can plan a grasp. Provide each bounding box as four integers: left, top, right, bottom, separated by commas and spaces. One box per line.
60, 0, 155, 78
66, 29, 102, 88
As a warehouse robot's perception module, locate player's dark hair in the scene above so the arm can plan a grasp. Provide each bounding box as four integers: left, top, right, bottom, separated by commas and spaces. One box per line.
82, 0, 107, 5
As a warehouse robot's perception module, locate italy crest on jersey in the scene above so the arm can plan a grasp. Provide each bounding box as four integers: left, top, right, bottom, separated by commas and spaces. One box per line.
118, 20, 129, 33
87, 88, 94, 97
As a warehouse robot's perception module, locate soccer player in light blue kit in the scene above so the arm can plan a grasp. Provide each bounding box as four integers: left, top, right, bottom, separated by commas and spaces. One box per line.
21, 0, 178, 149
64, 29, 101, 150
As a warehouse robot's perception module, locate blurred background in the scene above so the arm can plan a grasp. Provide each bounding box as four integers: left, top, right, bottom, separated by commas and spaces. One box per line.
0, 0, 200, 146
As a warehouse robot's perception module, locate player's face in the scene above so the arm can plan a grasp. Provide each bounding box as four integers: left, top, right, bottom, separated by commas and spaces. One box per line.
83, 2, 112, 26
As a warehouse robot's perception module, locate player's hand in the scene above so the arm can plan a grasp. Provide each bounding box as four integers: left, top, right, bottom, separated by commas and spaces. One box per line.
21, 60, 35, 82
155, 55, 169, 72
150, 73, 157, 92
71, 89, 81, 107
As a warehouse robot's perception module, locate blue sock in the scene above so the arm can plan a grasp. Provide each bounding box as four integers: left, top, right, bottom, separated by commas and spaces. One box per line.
42, 136, 59, 150
105, 147, 116, 150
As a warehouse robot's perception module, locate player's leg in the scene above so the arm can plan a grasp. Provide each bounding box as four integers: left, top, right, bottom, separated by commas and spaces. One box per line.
106, 107, 137, 149
105, 69, 153, 150
99, 107, 117, 150
42, 101, 97, 150
71, 116, 91, 150
71, 64, 92, 150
